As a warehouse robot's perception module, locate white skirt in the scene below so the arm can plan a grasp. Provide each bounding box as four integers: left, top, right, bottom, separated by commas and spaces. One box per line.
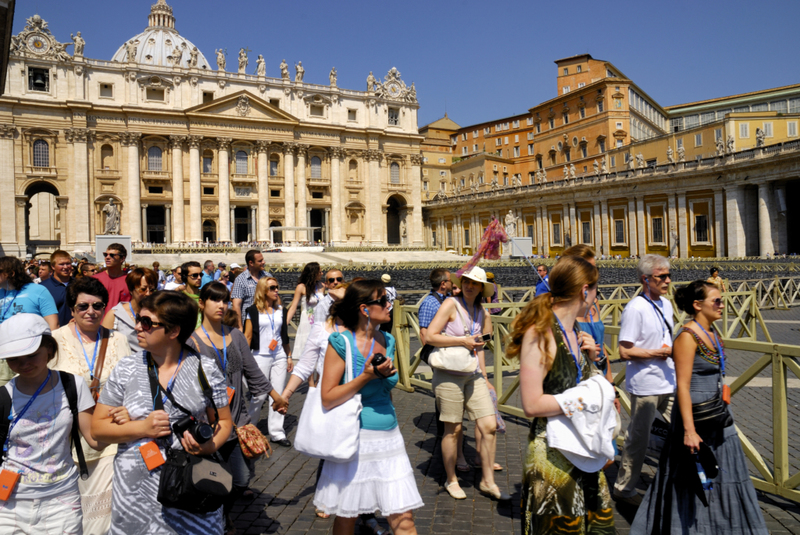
313, 426, 424, 518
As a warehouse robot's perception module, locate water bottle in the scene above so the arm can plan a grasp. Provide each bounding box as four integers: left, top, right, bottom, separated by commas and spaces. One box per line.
695, 454, 713, 491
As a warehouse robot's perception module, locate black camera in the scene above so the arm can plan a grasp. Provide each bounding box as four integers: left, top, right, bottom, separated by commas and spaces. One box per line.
172, 415, 214, 444
371, 353, 387, 367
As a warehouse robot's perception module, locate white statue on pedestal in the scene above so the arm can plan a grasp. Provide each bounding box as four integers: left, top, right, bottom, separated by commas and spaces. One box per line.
667, 146, 674, 163
256, 55, 266, 76
280, 59, 289, 80
505, 210, 517, 239
102, 199, 120, 235
569, 164, 576, 179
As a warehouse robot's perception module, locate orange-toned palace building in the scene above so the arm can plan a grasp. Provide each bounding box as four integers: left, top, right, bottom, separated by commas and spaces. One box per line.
421, 54, 800, 258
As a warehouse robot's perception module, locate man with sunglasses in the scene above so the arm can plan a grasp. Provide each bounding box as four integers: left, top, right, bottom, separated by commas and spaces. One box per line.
613, 254, 675, 506
309, 269, 345, 327
94, 243, 131, 313
181, 261, 203, 328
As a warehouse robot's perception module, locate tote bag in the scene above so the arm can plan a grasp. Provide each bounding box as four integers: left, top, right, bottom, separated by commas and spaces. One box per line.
294, 333, 362, 463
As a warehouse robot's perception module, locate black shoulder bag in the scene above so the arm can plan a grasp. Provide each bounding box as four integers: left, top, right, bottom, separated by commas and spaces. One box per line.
146, 351, 233, 515
419, 292, 446, 365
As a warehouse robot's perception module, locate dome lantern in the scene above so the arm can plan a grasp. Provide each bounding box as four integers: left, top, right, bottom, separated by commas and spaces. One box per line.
148, 0, 176, 31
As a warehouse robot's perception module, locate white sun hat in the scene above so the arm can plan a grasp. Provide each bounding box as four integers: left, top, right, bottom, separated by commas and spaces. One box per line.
451, 266, 494, 298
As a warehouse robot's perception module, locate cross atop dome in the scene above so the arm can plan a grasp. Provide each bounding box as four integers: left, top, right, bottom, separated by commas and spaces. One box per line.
147, 0, 175, 30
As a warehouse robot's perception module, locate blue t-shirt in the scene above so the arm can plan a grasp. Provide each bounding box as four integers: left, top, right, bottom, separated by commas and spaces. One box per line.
0, 283, 58, 323
41, 277, 73, 326
329, 331, 398, 431
534, 276, 550, 297
200, 272, 215, 289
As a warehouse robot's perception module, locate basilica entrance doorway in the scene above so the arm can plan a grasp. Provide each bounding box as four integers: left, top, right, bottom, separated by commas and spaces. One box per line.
386, 195, 405, 245
146, 205, 166, 244
203, 220, 217, 242
270, 220, 283, 243
310, 209, 324, 243
24, 182, 61, 248
786, 179, 800, 254
234, 207, 250, 243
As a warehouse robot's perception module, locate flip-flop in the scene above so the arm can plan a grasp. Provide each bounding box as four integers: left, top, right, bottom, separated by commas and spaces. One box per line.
315, 509, 331, 519
474, 459, 504, 471
456, 461, 471, 472
241, 488, 256, 498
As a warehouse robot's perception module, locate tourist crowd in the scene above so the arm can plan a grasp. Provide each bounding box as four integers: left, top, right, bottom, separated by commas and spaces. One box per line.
0, 243, 768, 534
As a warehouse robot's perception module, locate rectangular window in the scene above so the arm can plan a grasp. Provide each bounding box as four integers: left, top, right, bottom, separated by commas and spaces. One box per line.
597, 100, 604, 113
715, 128, 723, 140
527, 224, 534, 238
431, 231, 436, 247
579, 146, 586, 158
527, 132, 534, 140
423, 181, 428, 190
552, 222, 562, 245
504, 122, 510, 130
579, 107, 585, 119
610, 155, 616, 167
562, 86, 570, 94
563, 113, 569, 125
473, 144, 478, 152
616, 122, 623, 130
598, 140, 606, 153
28, 67, 50, 92
462, 133, 468, 141
513, 120, 520, 128
616, 139, 623, 148
270, 189, 280, 197
514, 134, 519, 143
495, 125, 501, 132
695, 214, 709, 242
472, 130, 478, 138
527, 118, 533, 126
695, 133, 703, 147
146, 88, 165, 101
685, 115, 699, 129
788, 122, 798, 137
347, 109, 357, 121
462, 146, 467, 155
563, 68, 569, 75
148, 186, 163, 195
763, 122, 773, 137
447, 228, 453, 247
495, 138, 501, 146
513, 146, 520, 157
578, 82, 585, 88
677, 138, 684, 148
269, 160, 278, 176
484, 127, 491, 135
100, 83, 113, 98
536, 123, 541, 134
203, 91, 214, 103
388, 108, 399, 126
203, 187, 215, 195
581, 221, 591, 244
608, 219, 621, 244
651, 217, 664, 243
203, 156, 213, 174
549, 118, 555, 129
739, 123, 749, 138
464, 228, 470, 247
504, 136, 509, 144
528, 144, 534, 155
311, 191, 323, 199
577, 65, 582, 73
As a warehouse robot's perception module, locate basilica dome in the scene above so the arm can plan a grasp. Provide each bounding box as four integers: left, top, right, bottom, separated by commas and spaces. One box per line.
111, 0, 211, 69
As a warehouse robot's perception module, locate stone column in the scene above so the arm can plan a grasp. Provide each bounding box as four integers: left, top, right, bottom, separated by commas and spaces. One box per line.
725, 186, 746, 257
536, 207, 544, 255
122, 132, 142, 242
230, 206, 236, 241
217, 138, 232, 242
365, 150, 383, 244
141, 204, 148, 242
187, 136, 202, 242
600, 200, 610, 255
65, 128, 92, 246
295, 145, 308, 241
409, 154, 423, 245
57, 197, 69, 249
757, 182, 774, 257
542, 207, 549, 256
324, 207, 330, 243
568, 203, 577, 246
677, 194, 689, 259
165, 204, 172, 244
0, 125, 18, 251
250, 205, 257, 242
329, 147, 343, 244
169, 136, 186, 243
637, 197, 647, 256
283, 144, 296, 241
255, 141, 270, 242
15, 197, 27, 250
593, 202, 601, 252
667, 194, 679, 258
628, 199, 638, 257
713, 189, 725, 256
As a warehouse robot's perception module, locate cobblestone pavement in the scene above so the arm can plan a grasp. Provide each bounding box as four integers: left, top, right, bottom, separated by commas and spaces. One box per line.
231, 306, 800, 534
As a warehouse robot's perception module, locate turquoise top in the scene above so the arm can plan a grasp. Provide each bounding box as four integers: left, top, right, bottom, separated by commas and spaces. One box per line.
329, 331, 398, 431
576, 317, 607, 373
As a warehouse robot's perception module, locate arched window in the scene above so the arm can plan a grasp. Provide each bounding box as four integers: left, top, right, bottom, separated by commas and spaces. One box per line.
310, 156, 321, 179
203, 150, 214, 174
269, 156, 280, 176
33, 139, 49, 167
348, 159, 358, 181
148, 146, 162, 171
101, 144, 114, 169
235, 150, 248, 174
390, 162, 400, 184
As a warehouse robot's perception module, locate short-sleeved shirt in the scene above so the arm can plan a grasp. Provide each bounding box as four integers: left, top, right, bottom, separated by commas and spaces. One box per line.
41, 277, 73, 326
418, 291, 446, 329
200, 272, 215, 289
93, 271, 131, 311
619, 295, 676, 396
0, 283, 58, 323
183, 291, 202, 328
534, 276, 550, 297
1, 373, 94, 498
329, 331, 398, 431
230, 269, 271, 313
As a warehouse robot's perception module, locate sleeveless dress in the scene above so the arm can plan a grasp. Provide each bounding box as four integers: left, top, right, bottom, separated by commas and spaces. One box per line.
292, 283, 324, 359
521, 315, 614, 535
631, 328, 768, 534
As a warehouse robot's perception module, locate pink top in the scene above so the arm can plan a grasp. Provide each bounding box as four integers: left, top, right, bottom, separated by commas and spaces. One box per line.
444, 297, 484, 338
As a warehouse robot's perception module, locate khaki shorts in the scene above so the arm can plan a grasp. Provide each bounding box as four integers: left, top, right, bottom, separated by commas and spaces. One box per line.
432, 369, 495, 423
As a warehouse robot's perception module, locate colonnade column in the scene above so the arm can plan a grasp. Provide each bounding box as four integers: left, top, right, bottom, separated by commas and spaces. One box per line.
66, 128, 92, 246
123, 132, 142, 242
636, 198, 646, 256
15, 197, 27, 248
667, 195, 678, 258
324, 208, 330, 243
366, 150, 382, 244
568, 204, 577, 247
165, 204, 172, 244
230, 207, 236, 241
169, 136, 186, 243
757, 182, 774, 257
593, 203, 601, 253
677, 195, 689, 259
141, 204, 148, 242
713, 189, 725, 256
217, 138, 232, 242
283, 144, 296, 242
329, 147, 343, 244
295, 145, 308, 242
57, 198, 69, 249
542, 207, 549, 256
187, 135, 202, 242
410, 154, 423, 246
600, 200, 610, 256
250, 206, 257, 241
0, 125, 18, 250
725, 186, 746, 257
256, 141, 270, 242
628, 199, 638, 257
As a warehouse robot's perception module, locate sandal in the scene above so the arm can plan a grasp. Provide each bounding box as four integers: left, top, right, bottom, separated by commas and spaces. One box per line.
474, 459, 504, 471
444, 481, 467, 500
456, 461, 471, 472
241, 488, 255, 498
315, 508, 330, 519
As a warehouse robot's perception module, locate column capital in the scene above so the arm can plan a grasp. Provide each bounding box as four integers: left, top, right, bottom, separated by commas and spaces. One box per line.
165, 203, 172, 209
295, 143, 309, 156
255, 140, 271, 154
282, 142, 297, 155
120, 131, 142, 147
187, 135, 203, 149
15, 196, 28, 208
362, 149, 383, 162
141, 204, 149, 209
169, 135, 187, 149
0, 124, 17, 139
56, 196, 69, 209
216, 137, 233, 151
409, 154, 423, 166
64, 128, 93, 144
329, 146, 346, 159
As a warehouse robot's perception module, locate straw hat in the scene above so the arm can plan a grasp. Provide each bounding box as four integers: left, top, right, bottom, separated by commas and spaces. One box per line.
381, 274, 392, 284
451, 266, 494, 298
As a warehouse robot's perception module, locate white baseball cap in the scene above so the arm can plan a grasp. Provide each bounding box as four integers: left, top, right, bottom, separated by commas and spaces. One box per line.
0, 314, 51, 359
229, 263, 241, 269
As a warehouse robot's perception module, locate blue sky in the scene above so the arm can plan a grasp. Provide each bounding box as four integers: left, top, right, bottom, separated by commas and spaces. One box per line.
14, 0, 800, 129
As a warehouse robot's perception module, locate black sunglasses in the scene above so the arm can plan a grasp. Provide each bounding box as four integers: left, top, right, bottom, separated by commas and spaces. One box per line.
75, 302, 106, 312
364, 295, 389, 308
327, 277, 344, 283
102, 252, 122, 258
700, 297, 723, 307
186, 273, 202, 279
268, 285, 279, 291
651, 273, 672, 281
135, 315, 167, 331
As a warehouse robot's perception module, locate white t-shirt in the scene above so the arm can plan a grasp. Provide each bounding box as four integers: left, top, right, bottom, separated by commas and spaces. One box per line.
1, 373, 94, 499
257, 309, 283, 356
619, 295, 676, 396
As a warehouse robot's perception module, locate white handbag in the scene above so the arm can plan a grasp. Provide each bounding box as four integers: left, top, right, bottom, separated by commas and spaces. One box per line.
294, 333, 362, 463
428, 300, 479, 373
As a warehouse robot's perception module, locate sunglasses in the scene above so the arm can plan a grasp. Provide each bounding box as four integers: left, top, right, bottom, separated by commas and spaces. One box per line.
75, 302, 106, 312
702, 297, 723, 307
651, 273, 672, 281
364, 295, 389, 308
135, 315, 167, 331
102, 252, 121, 258
186, 273, 202, 279
84, 268, 97, 274
327, 277, 344, 283
268, 285, 279, 291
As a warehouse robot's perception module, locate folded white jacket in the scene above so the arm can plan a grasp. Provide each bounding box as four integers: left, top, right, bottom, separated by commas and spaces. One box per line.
546, 375, 617, 473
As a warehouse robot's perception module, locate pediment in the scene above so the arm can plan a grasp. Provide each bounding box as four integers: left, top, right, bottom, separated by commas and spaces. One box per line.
185, 90, 299, 124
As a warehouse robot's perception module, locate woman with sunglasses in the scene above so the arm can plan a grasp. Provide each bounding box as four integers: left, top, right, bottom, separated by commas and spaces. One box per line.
244, 277, 292, 446
315, 280, 422, 534
92, 291, 233, 534
285, 262, 324, 370
189, 282, 286, 534
102, 267, 158, 353
631, 282, 767, 533
218, 270, 233, 292
50, 276, 132, 534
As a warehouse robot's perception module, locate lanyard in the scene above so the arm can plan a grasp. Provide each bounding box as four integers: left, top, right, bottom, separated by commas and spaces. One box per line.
126, 302, 136, 322
693, 320, 725, 377
1, 291, 19, 321
459, 296, 481, 336
150, 350, 184, 407
555, 314, 582, 384
267, 308, 278, 342
4, 370, 52, 455
74, 324, 101, 379
641, 293, 668, 338
346, 331, 373, 377
201, 325, 227, 370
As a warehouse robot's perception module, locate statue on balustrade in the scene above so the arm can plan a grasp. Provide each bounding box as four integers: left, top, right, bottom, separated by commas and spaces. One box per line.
280, 59, 290, 80
600, 158, 608, 174
563, 165, 569, 179
569, 164, 576, 179
102, 199, 120, 235
716, 136, 725, 156
635, 153, 645, 169
238, 48, 249, 74
505, 210, 517, 239
329, 67, 337, 87
71, 32, 85, 56
593, 159, 599, 176
666, 146, 674, 163
256, 55, 266, 76
367, 71, 377, 91
215, 48, 226, 71
677, 145, 685, 162
756, 128, 766, 147
726, 135, 735, 154
189, 47, 199, 67
295, 61, 305, 82
125, 40, 138, 62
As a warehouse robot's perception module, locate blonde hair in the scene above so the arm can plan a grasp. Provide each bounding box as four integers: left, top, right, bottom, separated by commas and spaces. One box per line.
254, 276, 281, 313
507, 256, 598, 369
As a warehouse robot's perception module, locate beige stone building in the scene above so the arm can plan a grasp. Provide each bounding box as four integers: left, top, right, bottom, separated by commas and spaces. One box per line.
1, 2, 423, 257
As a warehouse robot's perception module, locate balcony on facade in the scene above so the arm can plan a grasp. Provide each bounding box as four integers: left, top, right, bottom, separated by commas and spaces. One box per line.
25, 165, 57, 178
95, 168, 121, 179
141, 170, 171, 183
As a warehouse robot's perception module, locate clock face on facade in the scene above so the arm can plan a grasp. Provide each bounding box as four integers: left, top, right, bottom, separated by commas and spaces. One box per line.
27, 34, 50, 54
386, 81, 401, 98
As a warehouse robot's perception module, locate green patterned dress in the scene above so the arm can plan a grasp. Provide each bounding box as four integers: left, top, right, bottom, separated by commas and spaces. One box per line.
521, 315, 615, 535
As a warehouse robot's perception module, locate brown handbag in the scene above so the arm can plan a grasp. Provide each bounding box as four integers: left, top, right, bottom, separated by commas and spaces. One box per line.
235, 424, 272, 459
89, 327, 110, 402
